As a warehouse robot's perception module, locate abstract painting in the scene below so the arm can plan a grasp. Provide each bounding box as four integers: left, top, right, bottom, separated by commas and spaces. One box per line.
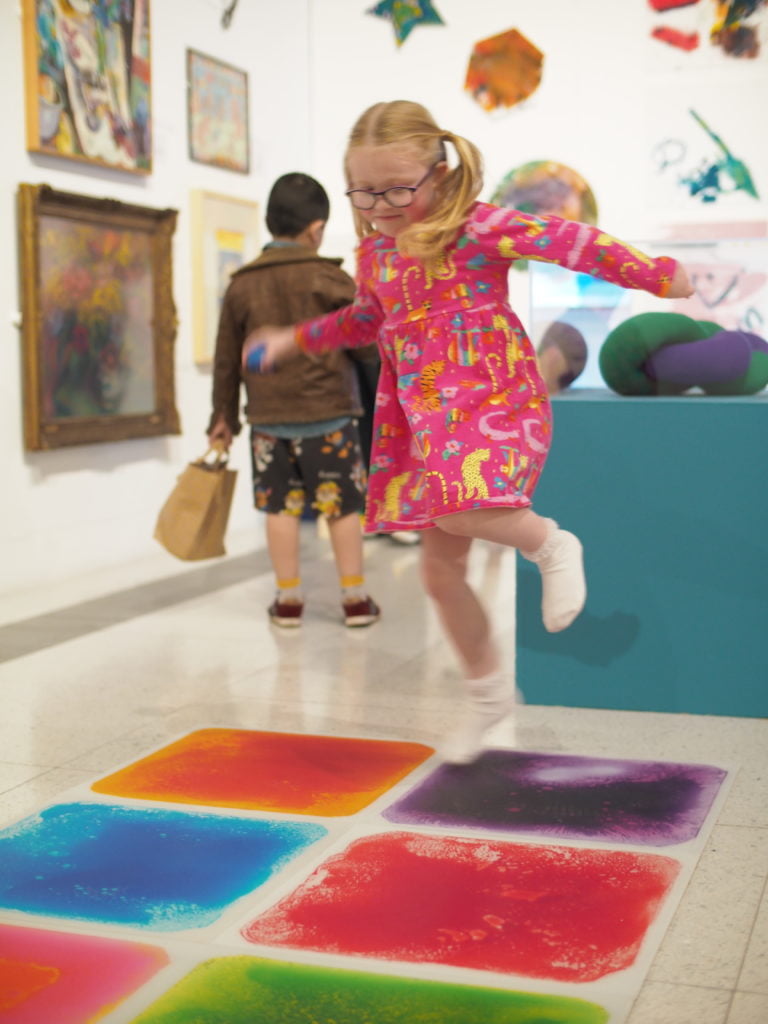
492, 161, 598, 224
17, 183, 179, 450
91, 728, 435, 814
664, 227, 768, 334
21, 0, 151, 173
187, 49, 249, 173
465, 28, 543, 112
190, 191, 260, 365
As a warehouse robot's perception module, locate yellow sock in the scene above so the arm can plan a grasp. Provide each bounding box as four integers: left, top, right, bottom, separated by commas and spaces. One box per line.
277, 577, 302, 601
340, 574, 365, 600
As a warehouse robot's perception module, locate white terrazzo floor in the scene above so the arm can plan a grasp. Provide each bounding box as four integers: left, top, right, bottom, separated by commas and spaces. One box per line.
0, 526, 766, 1023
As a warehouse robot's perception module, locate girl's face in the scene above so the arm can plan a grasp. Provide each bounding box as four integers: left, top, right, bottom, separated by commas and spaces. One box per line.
345, 144, 445, 237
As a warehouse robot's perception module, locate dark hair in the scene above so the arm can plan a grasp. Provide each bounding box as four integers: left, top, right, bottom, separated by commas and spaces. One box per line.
266, 172, 330, 237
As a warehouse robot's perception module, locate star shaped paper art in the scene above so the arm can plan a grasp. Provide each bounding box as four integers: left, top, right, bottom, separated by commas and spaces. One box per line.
367, 1, 445, 47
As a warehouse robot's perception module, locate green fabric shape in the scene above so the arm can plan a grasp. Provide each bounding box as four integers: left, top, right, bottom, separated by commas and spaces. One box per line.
599, 312, 714, 395
697, 319, 725, 337
131, 956, 609, 1024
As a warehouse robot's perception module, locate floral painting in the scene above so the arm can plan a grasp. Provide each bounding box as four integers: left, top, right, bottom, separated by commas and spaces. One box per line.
39, 217, 155, 419
18, 184, 179, 450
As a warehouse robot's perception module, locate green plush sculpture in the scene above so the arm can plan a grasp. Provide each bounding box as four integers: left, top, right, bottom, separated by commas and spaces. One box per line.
599, 312, 768, 396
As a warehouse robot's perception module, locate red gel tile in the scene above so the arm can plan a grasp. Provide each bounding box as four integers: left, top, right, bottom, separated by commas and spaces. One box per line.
243, 832, 681, 982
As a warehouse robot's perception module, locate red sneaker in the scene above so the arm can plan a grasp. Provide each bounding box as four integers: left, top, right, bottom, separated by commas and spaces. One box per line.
342, 596, 381, 627
268, 598, 304, 627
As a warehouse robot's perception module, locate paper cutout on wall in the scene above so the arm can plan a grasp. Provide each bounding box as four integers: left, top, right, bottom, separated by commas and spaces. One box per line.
465, 28, 543, 112
651, 25, 701, 48
367, 1, 445, 47
491, 160, 598, 223
711, 0, 766, 57
648, 0, 767, 58
648, 0, 701, 9
682, 109, 759, 201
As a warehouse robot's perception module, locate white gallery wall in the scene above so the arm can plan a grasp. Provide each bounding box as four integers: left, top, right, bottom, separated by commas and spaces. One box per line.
1, 0, 766, 601
0, 0, 313, 599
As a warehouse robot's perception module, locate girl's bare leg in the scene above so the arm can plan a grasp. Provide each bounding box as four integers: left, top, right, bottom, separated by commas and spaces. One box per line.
434, 507, 585, 633
420, 528, 516, 764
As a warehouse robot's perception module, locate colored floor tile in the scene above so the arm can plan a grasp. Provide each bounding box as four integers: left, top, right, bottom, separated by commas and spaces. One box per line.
0, 802, 326, 930
91, 729, 435, 815
129, 955, 609, 1024
0, 923, 167, 1024
383, 750, 727, 845
242, 831, 681, 982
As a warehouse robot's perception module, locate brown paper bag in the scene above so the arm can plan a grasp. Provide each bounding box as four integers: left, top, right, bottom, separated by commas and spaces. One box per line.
154, 447, 237, 561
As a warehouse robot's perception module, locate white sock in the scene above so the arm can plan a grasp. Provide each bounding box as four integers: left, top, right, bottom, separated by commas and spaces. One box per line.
440, 672, 517, 765
521, 519, 586, 633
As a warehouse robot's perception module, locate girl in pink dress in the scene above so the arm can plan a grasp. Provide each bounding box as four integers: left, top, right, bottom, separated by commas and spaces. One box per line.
245, 100, 693, 763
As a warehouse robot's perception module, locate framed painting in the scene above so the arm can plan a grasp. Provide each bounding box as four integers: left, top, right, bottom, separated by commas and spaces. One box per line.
187, 49, 250, 174
190, 190, 260, 365
21, 0, 152, 174
18, 183, 180, 450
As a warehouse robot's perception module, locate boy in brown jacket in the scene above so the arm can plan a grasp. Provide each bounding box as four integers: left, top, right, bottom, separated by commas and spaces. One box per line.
207, 173, 380, 628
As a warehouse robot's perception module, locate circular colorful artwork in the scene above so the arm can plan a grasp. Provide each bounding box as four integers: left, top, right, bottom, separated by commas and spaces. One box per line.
491, 161, 598, 224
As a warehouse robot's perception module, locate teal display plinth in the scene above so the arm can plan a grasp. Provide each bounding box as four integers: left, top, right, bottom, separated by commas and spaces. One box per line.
517, 390, 768, 717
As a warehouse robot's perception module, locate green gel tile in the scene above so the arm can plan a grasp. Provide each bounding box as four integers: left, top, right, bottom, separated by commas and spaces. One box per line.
131, 955, 609, 1023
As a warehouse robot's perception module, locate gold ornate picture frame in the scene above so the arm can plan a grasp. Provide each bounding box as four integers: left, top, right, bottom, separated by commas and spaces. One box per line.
190, 190, 260, 365
21, 0, 152, 174
18, 183, 179, 450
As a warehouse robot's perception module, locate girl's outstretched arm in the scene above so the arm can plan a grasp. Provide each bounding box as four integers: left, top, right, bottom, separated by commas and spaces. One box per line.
475, 206, 692, 299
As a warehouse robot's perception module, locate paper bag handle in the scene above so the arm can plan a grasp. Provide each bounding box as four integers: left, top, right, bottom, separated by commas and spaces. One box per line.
197, 443, 230, 469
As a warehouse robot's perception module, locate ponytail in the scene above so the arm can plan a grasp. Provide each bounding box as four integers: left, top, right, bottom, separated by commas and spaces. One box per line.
398, 129, 483, 263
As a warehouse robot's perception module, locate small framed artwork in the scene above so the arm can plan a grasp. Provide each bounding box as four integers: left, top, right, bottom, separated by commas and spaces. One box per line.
187, 49, 250, 174
190, 190, 260, 364
17, 183, 180, 450
21, 0, 152, 174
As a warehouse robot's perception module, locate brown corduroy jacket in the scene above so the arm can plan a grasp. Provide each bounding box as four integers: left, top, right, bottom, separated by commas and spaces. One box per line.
208, 244, 378, 435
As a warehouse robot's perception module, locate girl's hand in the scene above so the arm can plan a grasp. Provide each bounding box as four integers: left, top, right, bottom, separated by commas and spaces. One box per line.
242, 326, 298, 372
666, 262, 694, 300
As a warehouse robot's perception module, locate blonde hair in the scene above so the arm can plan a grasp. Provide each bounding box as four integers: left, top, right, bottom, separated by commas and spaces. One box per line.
344, 100, 484, 263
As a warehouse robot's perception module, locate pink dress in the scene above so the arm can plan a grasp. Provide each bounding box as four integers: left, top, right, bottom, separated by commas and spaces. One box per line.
296, 203, 677, 534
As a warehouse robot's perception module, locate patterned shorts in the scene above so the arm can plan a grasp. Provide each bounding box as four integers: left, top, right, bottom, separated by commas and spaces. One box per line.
249, 421, 367, 519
